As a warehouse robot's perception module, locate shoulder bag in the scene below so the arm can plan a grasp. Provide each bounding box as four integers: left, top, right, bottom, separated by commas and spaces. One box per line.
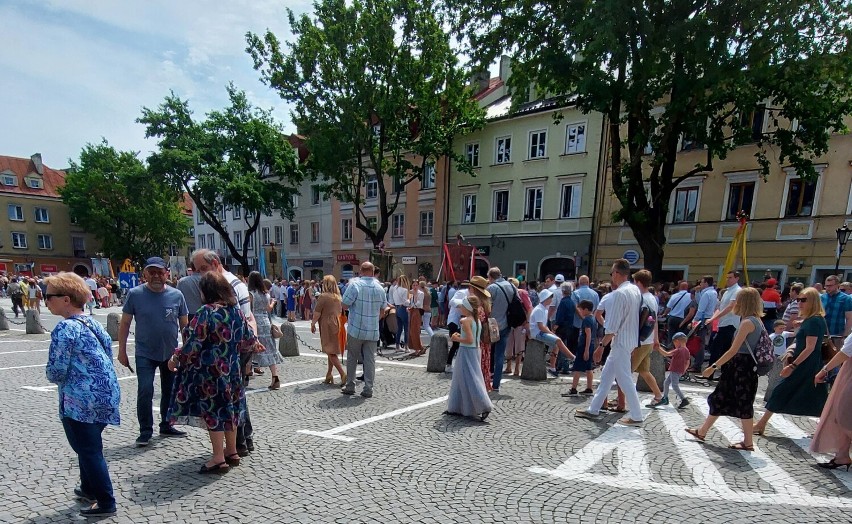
820, 317, 838, 364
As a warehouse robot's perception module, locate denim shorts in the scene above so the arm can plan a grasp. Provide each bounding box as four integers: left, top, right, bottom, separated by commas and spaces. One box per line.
535, 332, 560, 348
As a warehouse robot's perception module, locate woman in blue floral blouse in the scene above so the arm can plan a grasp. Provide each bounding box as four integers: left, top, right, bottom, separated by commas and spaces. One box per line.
45, 272, 120, 518
167, 271, 259, 474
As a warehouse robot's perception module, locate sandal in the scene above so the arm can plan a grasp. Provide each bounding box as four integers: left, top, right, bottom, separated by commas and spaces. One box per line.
728, 442, 754, 452
199, 461, 230, 474
612, 407, 628, 413
225, 453, 241, 467
685, 428, 706, 442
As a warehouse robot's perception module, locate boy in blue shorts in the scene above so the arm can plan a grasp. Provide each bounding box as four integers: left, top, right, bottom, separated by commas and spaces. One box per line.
530, 289, 575, 376
563, 300, 596, 396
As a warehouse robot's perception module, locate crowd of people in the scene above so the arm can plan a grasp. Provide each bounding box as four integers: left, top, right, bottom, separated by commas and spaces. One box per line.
39, 252, 852, 516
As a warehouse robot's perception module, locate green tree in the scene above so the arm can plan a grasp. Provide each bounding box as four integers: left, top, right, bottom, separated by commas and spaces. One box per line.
246, 0, 485, 247
450, 0, 852, 273
139, 84, 302, 275
60, 141, 189, 264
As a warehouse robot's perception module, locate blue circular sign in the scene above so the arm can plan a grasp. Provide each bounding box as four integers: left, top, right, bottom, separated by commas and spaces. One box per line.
623, 250, 641, 265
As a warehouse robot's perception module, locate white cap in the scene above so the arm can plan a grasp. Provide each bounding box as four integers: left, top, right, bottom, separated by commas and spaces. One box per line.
555, 274, 565, 282
539, 289, 553, 302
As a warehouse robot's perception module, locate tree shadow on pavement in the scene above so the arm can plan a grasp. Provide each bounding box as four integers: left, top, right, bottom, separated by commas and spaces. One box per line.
132, 457, 224, 506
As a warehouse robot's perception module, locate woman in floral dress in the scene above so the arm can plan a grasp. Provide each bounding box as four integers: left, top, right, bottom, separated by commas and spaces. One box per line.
168, 272, 258, 474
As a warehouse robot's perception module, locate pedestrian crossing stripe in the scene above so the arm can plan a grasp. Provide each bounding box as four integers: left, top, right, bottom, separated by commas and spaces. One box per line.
530, 397, 852, 508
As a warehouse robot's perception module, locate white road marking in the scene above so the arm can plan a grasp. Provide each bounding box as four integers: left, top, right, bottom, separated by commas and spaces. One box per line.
0, 349, 48, 355
0, 364, 43, 371
21, 374, 143, 392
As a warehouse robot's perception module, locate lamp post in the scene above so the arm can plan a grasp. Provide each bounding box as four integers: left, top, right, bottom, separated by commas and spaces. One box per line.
835, 223, 852, 276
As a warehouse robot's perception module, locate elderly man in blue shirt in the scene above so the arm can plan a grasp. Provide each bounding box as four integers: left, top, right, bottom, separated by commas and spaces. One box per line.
694, 275, 719, 372
341, 262, 387, 398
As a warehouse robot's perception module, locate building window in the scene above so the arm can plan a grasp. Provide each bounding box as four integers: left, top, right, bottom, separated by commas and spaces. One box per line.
311, 185, 321, 205
524, 187, 543, 220
198, 235, 206, 249
672, 187, 699, 223
311, 221, 320, 243
27, 178, 42, 189
72, 236, 85, 257
565, 123, 587, 154
38, 234, 52, 250
11, 232, 26, 249
1, 174, 16, 186
496, 136, 512, 164
726, 182, 756, 220
219, 206, 226, 220
392, 214, 405, 238
493, 190, 509, 222
8, 204, 23, 221
420, 211, 434, 236
365, 217, 377, 237
393, 176, 404, 194
462, 194, 477, 223
366, 176, 378, 199
560, 183, 582, 219
261, 226, 270, 245
528, 129, 547, 159
342, 218, 353, 241
740, 105, 767, 141
784, 178, 817, 217
291, 194, 299, 208
245, 208, 253, 219
233, 206, 241, 220
197, 211, 205, 225
681, 133, 704, 151
207, 233, 215, 250
274, 225, 283, 245
421, 164, 435, 190
466, 143, 480, 167
290, 224, 299, 245
234, 231, 242, 248
34, 207, 49, 223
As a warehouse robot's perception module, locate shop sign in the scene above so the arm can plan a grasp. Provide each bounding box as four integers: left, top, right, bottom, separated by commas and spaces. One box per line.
303, 259, 324, 268
623, 250, 641, 265
476, 246, 490, 256
401, 256, 417, 265
40, 264, 58, 273
336, 253, 358, 262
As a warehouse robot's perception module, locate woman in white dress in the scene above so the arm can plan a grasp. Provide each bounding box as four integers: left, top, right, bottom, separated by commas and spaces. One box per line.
444, 295, 493, 422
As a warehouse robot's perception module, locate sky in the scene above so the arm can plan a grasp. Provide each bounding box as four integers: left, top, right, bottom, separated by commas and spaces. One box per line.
0, 0, 313, 169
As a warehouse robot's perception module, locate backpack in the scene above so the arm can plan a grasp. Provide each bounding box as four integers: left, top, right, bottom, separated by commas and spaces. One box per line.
744, 319, 774, 376
638, 295, 656, 341
497, 283, 526, 329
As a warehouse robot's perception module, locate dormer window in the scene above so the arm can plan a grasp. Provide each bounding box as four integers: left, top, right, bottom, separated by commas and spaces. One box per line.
1, 174, 17, 186
27, 178, 43, 189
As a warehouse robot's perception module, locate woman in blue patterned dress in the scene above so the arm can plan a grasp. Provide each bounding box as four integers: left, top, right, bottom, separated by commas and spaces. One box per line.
248, 271, 284, 390
45, 272, 120, 517
167, 272, 258, 474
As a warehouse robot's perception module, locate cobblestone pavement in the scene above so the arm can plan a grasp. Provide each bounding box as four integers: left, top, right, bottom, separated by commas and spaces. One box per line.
0, 299, 849, 522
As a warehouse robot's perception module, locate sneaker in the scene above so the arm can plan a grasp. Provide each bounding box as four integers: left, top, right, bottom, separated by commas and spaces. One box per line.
74, 488, 96, 505
444, 365, 452, 373
80, 505, 117, 517
360, 390, 373, 398
580, 388, 594, 396
561, 388, 579, 397
245, 438, 254, 452
575, 409, 600, 420
547, 367, 559, 377
341, 388, 355, 396
135, 434, 151, 447
678, 398, 690, 409
160, 426, 188, 438
646, 397, 669, 408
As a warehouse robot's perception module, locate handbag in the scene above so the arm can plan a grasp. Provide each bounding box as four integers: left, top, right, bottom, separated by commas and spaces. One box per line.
487, 317, 500, 343
270, 323, 283, 339
821, 317, 838, 364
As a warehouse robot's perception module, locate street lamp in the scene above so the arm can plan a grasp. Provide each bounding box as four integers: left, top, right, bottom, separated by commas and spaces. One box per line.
835, 223, 852, 275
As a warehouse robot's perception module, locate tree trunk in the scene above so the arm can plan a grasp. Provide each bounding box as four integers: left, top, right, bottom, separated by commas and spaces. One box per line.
633, 226, 665, 277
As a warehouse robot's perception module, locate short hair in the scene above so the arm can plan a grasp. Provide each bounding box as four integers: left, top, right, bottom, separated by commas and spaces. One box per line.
612, 259, 631, 276
773, 319, 787, 328
632, 269, 652, 288
199, 272, 236, 306
561, 282, 573, 295
732, 287, 763, 318
247, 271, 265, 293
790, 282, 805, 294
578, 275, 590, 285
44, 272, 90, 308
826, 275, 840, 285
728, 270, 741, 279
578, 299, 594, 311
190, 248, 221, 266
701, 275, 715, 286
545, 274, 555, 281
798, 287, 825, 319
508, 277, 520, 288
322, 275, 340, 296
487, 267, 502, 279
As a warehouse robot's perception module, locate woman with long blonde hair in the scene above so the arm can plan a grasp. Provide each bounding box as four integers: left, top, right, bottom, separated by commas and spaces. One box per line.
312, 275, 346, 384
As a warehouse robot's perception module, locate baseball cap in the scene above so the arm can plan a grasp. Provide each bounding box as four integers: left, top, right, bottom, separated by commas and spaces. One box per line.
555, 274, 565, 282
766, 278, 777, 287
539, 289, 553, 302
672, 332, 688, 341
144, 257, 168, 270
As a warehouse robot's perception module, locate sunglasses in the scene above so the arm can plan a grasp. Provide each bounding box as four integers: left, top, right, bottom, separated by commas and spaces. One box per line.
796, 297, 808, 303
43, 293, 67, 300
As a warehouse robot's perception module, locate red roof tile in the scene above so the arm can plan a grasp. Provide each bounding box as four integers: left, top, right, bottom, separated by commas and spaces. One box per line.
0, 155, 66, 198
474, 77, 504, 101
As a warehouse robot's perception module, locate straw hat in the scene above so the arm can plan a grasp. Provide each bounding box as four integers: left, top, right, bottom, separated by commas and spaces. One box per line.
468, 276, 491, 298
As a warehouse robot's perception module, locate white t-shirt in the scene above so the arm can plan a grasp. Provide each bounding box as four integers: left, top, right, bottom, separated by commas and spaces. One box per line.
85, 278, 98, 291
529, 304, 549, 338
597, 292, 612, 312
717, 284, 741, 328
770, 331, 794, 356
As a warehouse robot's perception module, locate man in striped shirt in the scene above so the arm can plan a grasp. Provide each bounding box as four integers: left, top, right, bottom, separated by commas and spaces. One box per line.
341, 262, 386, 398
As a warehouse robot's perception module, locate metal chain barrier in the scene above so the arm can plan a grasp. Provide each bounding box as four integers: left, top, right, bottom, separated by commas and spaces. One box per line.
289, 322, 426, 361
292, 329, 325, 354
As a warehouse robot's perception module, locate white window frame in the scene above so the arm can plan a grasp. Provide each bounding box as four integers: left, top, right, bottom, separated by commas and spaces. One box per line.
310, 221, 320, 243
462, 194, 477, 224
559, 182, 582, 219
233, 206, 241, 220
366, 176, 378, 199
493, 189, 510, 222
720, 171, 760, 221
246, 232, 255, 250
465, 142, 480, 167
34, 207, 49, 223
779, 165, 826, 219
198, 235, 206, 249
27, 178, 42, 189
523, 186, 543, 221
667, 178, 705, 224
291, 194, 299, 208
391, 214, 405, 238
311, 185, 321, 206
274, 225, 283, 245
11, 232, 26, 249
207, 233, 215, 250
197, 210, 205, 225
421, 164, 436, 190
234, 230, 242, 248
495, 135, 512, 164
8, 204, 23, 222
37, 234, 52, 250
419, 211, 434, 236
564, 121, 587, 154
290, 224, 299, 245
1, 174, 17, 186
261, 226, 270, 246
528, 129, 547, 159
342, 218, 353, 241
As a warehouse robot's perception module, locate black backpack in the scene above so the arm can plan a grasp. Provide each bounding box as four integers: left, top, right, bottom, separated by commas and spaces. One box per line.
498, 283, 527, 329
638, 294, 656, 341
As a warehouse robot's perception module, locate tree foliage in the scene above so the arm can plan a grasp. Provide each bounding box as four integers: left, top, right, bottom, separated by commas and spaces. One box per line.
246, 0, 486, 247
60, 141, 189, 264
138, 84, 302, 275
450, 0, 852, 273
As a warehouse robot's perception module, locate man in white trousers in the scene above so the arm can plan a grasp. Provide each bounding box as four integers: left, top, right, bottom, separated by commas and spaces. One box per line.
575, 258, 644, 426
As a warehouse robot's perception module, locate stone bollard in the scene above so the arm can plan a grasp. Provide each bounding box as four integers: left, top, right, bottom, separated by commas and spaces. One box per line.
0, 308, 9, 331
427, 334, 449, 372
278, 321, 299, 357
106, 313, 121, 341
25, 309, 45, 334
521, 339, 548, 381
637, 350, 666, 392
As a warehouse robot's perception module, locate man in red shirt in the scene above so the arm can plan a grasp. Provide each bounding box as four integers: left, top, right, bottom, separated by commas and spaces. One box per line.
761, 278, 782, 332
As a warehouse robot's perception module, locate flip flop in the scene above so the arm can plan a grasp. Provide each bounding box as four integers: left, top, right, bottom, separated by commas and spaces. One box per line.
685, 428, 706, 442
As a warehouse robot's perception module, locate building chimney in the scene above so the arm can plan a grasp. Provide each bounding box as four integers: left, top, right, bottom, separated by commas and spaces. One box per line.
499, 55, 512, 85
31, 153, 43, 175
470, 70, 491, 93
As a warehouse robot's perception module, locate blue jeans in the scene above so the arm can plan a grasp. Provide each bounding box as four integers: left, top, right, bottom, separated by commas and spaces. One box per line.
135, 355, 176, 438
395, 307, 409, 347
62, 417, 115, 510
490, 326, 512, 390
